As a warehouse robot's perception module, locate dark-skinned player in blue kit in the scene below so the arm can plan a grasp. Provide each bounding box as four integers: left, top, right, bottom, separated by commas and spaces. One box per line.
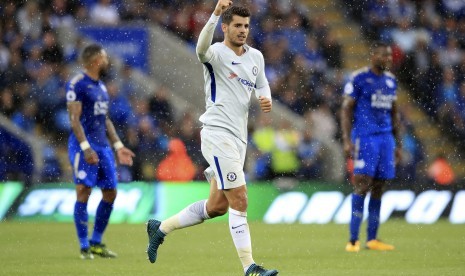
341, 41, 402, 252
66, 44, 135, 259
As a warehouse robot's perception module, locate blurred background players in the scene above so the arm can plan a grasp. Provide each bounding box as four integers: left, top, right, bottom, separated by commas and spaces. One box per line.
66, 44, 135, 259
341, 41, 401, 252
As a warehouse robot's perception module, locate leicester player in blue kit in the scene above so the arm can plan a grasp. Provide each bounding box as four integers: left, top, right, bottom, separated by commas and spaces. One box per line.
66, 44, 135, 259
341, 42, 402, 252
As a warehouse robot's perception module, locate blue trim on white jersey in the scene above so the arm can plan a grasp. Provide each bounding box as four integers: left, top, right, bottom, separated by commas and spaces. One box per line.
214, 156, 224, 189
204, 62, 216, 102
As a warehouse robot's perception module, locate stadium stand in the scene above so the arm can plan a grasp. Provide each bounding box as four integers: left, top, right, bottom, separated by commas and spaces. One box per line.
0, 0, 462, 185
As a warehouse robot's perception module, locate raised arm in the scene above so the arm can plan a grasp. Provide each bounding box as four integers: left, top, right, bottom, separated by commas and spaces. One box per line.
196, 0, 232, 62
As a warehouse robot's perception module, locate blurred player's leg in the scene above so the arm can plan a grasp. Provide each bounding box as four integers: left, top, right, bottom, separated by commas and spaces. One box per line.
347, 174, 371, 252
366, 179, 394, 251
74, 184, 93, 259
90, 188, 117, 258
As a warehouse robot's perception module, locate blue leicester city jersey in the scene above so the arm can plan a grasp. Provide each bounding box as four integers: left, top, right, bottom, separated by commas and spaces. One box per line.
344, 67, 397, 136
66, 73, 110, 146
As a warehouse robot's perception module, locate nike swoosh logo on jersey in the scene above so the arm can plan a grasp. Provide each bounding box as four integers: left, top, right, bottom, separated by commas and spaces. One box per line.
232, 61, 241, 65
231, 223, 247, 229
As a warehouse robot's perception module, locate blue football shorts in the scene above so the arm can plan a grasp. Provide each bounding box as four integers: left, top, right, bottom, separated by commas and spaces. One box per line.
352, 132, 395, 180
68, 142, 117, 189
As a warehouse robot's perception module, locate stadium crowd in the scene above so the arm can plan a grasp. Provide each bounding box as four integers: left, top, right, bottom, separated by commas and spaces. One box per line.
0, 0, 439, 185
347, 0, 465, 148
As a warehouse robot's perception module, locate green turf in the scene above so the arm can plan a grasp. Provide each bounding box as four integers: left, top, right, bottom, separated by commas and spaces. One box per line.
1, 219, 463, 275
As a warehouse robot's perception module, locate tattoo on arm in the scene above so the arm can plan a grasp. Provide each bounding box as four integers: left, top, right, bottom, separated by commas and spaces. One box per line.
67, 102, 88, 143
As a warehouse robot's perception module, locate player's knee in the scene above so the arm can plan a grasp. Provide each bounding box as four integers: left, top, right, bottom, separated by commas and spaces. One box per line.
208, 205, 228, 218
102, 189, 117, 203
354, 186, 369, 196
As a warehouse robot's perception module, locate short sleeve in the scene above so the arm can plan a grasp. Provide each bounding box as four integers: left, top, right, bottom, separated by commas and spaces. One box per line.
343, 76, 361, 101
66, 78, 84, 103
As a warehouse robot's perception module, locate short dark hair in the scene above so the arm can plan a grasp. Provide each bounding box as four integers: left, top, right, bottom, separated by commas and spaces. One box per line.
222, 6, 251, 24
81, 44, 103, 65
370, 41, 389, 54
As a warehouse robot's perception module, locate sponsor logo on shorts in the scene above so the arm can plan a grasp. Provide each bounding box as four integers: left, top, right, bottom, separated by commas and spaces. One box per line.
227, 172, 237, 182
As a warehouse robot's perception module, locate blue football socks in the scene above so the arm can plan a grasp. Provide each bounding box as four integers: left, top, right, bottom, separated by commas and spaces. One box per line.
367, 197, 381, 241
350, 193, 365, 242
90, 200, 114, 245
74, 201, 89, 249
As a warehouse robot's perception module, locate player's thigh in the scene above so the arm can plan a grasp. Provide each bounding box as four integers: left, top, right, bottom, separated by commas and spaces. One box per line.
201, 129, 246, 190
353, 135, 379, 178
68, 144, 98, 187
375, 133, 396, 180
95, 146, 118, 190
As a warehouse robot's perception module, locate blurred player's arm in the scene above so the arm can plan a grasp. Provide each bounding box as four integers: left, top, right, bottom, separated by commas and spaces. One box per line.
67, 101, 99, 164
105, 116, 135, 166
391, 101, 402, 164
341, 95, 355, 159
196, 0, 232, 62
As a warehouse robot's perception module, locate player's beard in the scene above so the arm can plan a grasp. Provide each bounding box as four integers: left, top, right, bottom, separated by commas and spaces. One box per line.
98, 65, 109, 79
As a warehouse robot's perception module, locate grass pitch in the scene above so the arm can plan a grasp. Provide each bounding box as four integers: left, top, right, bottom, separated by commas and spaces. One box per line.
1, 220, 463, 275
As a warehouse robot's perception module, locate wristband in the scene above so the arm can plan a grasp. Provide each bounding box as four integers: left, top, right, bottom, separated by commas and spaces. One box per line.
113, 141, 124, 151
80, 141, 90, 151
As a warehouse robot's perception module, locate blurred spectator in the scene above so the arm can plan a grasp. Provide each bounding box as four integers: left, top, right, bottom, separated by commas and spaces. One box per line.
107, 81, 134, 139
427, 155, 455, 186
89, 0, 120, 25
0, 88, 15, 116
156, 138, 196, 182
389, 0, 416, 24
176, 112, 203, 167
41, 145, 62, 182
16, 1, 43, 40
11, 102, 37, 133
391, 19, 417, 54
271, 121, 300, 178
321, 32, 343, 69
252, 113, 275, 180
297, 129, 323, 180
149, 86, 174, 133
41, 31, 64, 65
48, 0, 75, 29
396, 124, 424, 184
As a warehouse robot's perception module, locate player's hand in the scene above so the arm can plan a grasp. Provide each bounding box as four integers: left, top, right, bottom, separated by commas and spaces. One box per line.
395, 146, 402, 165
84, 148, 99, 165
117, 147, 136, 166
214, 0, 232, 16
259, 96, 272, 113
343, 140, 353, 159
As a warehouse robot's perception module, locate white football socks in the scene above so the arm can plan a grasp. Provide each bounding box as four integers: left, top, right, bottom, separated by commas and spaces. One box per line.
229, 208, 255, 272
159, 199, 210, 234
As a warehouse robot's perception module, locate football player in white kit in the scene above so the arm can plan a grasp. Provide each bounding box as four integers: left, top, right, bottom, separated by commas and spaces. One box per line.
146, 1, 278, 275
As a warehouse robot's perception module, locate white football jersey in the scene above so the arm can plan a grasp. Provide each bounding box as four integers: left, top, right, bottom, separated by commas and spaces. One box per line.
198, 42, 268, 143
